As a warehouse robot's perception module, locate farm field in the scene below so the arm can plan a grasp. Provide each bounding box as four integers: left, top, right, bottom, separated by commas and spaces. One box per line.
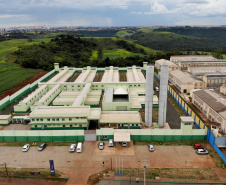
0, 63, 38, 94
0, 39, 51, 95
91, 49, 144, 60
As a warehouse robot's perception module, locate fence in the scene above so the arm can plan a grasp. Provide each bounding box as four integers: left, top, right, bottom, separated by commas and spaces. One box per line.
0, 69, 55, 111
154, 74, 226, 164
0, 130, 84, 142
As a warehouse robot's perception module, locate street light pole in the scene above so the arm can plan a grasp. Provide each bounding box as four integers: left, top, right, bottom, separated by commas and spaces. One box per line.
5, 162, 8, 177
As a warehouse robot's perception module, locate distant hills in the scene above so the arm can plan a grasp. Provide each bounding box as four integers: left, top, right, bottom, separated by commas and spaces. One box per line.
77, 27, 226, 53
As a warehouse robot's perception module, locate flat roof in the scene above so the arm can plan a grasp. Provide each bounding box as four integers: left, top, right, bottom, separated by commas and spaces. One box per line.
0, 115, 11, 119
114, 88, 128, 95
59, 91, 81, 96
89, 109, 101, 117
57, 72, 73, 82
127, 71, 135, 82
31, 107, 90, 116
114, 132, 131, 142
180, 116, 194, 122
155, 59, 178, 67
85, 97, 99, 101
88, 91, 102, 95
100, 112, 140, 123
53, 97, 76, 102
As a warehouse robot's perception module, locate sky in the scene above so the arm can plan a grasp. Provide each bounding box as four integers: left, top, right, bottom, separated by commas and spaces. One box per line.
0, 0, 226, 28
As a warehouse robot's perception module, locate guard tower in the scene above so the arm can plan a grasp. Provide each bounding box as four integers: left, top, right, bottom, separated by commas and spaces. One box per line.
54, 63, 59, 72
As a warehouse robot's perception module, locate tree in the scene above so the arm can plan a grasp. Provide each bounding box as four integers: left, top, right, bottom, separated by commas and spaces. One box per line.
97, 48, 103, 64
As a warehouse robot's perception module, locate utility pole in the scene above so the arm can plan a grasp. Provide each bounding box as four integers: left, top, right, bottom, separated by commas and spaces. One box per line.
141, 156, 149, 185
4, 163, 8, 177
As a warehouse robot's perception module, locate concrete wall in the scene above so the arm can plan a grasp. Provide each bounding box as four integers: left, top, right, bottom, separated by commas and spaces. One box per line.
96, 127, 207, 141
0, 130, 84, 142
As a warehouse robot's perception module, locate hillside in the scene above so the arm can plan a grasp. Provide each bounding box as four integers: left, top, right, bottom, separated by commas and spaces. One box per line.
125, 31, 226, 52
12, 35, 149, 70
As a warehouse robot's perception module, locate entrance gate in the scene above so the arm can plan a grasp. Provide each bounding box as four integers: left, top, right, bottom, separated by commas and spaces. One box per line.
84, 130, 96, 141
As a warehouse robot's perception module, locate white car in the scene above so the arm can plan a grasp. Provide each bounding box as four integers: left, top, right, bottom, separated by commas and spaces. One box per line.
99, 142, 104, 150
155, 87, 159, 92
122, 142, 127, 147
196, 149, 208, 155
22, 144, 30, 152
148, 144, 154, 152
69, 144, 76, 152
109, 139, 114, 147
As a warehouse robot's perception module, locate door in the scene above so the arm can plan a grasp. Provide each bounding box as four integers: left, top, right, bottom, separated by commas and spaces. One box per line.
84, 130, 96, 141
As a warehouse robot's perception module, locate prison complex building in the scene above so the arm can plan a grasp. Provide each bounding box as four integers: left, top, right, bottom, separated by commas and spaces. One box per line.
169, 69, 206, 94
12, 62, 160, 130
170, 55, 226, 71
191, 89, 226, 133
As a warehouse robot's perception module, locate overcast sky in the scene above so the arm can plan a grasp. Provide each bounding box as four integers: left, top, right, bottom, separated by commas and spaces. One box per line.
0, 0, 226, 27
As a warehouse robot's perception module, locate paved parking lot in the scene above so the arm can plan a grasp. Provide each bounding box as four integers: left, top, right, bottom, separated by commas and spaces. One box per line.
0, 142, 216, 185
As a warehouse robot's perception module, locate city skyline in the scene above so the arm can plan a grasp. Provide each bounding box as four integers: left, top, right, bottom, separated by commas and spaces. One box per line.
0, 0, 226, 27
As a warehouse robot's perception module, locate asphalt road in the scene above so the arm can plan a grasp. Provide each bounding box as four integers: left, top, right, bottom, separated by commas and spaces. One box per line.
154, 82, 181, 129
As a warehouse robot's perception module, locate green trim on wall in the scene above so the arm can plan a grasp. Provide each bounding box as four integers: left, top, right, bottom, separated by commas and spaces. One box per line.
0, 135, 84, 142
31, 127, 87, 130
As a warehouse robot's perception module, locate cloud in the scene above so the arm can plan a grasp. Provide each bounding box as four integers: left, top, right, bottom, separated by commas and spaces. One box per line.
0, 14, 30, 19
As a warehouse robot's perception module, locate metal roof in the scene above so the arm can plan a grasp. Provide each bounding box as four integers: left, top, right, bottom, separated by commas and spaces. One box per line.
193, 90, 226, 113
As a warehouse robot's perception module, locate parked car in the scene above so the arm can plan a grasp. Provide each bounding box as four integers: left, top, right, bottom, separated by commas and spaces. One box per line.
122, 142, 127, 147
69, 144, 76, 152
148, 144, 154, 152
109, 139, 114, 147
196, 149, 208, 155
193, 144, 204, 149
38, 143, 47, 151
22, 144, 30, 152
99, 142, 104, 150
155, 87, 159, 92
76, 142, 82, 153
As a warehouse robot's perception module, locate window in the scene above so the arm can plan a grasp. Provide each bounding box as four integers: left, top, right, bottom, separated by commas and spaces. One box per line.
102, 136, 107, 139
32, 119, 35, 121
56, 118, 59, 121
78, 85, 80, 87
35, 125, 37, 128
72, 85, 74, 87
74, 124, 77, 126
132, 124, 134, 126
52, 118, 55, 121
79, 124, 82, 127
70, 125, 72, 127
136, 124, 139, 126
47, 119, 50, 121
63, 125, 65, 127
44, 125, 47, 128
76, 117, 79, 119
101, 85, 104, 87
69, 118, 72, 121
40, 119, 43, 121
36, 119, 39, 121
62, 118, 65, 121
96, 85, 98, 87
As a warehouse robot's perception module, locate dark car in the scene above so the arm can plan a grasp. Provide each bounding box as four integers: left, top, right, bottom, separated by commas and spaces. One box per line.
38, 143, 47, 151
193, 144, 204, 149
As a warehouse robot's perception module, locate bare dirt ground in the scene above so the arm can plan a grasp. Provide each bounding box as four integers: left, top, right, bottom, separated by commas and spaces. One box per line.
1, 124, 31, 130
0, 69, 47, 100
0, 142, 222, 185
0, 177, 67, 185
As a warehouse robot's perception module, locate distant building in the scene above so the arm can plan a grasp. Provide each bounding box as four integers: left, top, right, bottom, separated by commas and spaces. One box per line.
187, 67, 226, 88
192, 89, 226, 133
154, 59, 179, 76
170, 55, 226, 70
169, 69, 206, 93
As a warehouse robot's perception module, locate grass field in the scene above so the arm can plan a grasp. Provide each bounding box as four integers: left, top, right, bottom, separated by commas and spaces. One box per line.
0, 66, 38, 93
115, 30, 136, 38
0, 39, 49, 94
0, 38, 51, 63
90, 49, 144, 60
